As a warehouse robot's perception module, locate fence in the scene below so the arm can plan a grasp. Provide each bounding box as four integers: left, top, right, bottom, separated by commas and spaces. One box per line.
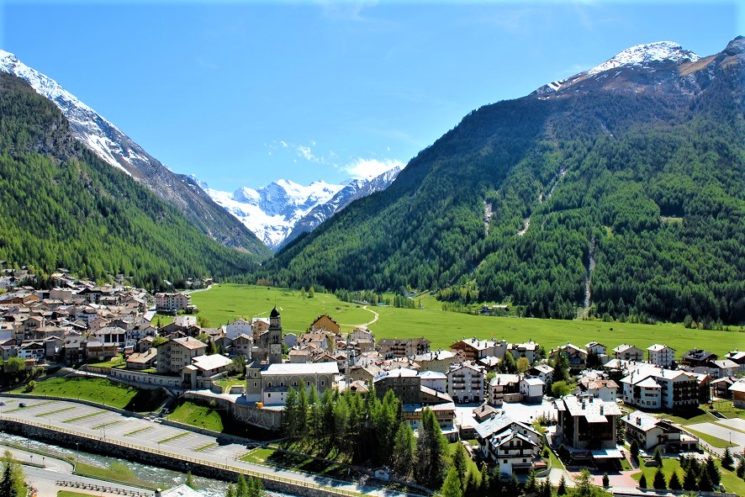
56, 479, 151, 497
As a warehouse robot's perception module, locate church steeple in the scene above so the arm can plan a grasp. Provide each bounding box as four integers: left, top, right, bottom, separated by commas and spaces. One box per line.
269, 306, 281, 331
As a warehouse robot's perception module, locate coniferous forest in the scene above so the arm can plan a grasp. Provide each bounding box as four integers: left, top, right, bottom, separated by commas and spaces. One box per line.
267, 40, 745, 325
0, 73, 259, 290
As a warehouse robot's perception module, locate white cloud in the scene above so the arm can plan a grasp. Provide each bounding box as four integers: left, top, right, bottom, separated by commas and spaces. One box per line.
344, 158, 403, 180
296, 145, 319, 162
279, 140, 289, 148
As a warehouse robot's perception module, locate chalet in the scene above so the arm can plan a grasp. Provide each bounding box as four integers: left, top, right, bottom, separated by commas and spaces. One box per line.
729, 380, 745, 408
183, 353, 233, 389
612, 344, 644, 362
450, 338, 507, 361
126, 349, 157, 370
508, 341, 539, 364
707, 359, 738, 379
622, 411, 697, 452
724, 350, 745, 372
348, 364, 380, 385
85, 340, 118, 362
553, 344, 587, 372
309, 314, 340, 334
710, 376, 736, 399
475, 412, 543, 476
681, 349, 718, 368
578, 378, 618, 402
413, 350, 458, 373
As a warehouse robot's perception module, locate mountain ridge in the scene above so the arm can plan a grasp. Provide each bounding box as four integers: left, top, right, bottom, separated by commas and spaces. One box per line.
268, 37, 745, 324
206, 166, 402, 249
0, 49, 270, 259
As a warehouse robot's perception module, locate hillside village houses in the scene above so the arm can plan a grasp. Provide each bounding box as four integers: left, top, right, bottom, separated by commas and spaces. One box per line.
4, 266, 744, 479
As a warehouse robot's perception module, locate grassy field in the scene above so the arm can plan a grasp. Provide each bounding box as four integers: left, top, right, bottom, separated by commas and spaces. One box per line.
86, 354, 125, 370
12, 376, 166, 412
191, 284, 744, 354
167, 400, 224, 432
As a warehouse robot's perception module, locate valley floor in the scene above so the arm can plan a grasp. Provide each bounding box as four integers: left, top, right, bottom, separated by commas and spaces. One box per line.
190, 284, 743, 355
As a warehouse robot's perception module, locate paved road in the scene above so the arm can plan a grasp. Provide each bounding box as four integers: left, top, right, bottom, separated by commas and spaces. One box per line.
0, 397, 415, 497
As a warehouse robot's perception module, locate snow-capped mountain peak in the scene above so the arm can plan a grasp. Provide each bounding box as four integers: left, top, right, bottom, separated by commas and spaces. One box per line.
586, 41, 699, 75
0, 49, 133, 175
206, 167, 402, 249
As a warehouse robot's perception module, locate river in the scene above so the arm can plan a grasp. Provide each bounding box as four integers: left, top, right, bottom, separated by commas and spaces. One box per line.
0, 431, 234, 497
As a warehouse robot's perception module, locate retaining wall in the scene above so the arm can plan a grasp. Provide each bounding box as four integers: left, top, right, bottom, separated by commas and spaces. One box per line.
0, 417, 363, 497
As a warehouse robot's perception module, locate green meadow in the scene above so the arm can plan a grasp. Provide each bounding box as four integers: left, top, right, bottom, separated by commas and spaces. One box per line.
191, 284, 744, 355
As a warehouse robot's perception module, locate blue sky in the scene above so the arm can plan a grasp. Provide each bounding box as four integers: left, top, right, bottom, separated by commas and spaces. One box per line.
1, 1, 741, 190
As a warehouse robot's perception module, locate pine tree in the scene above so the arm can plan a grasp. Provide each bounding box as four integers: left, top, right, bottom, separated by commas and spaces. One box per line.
682, 468, 698, 491
452, 442, 469, 486
705, 455, 720, 486
653, 468, 666, 489
557, 475, 567, 495
391, 421, 415, 478
524, 469, 537, 494
698, 469, 713, 492
439, 467, 463, 497
736, 456, 745, 479
668, 472, 682, 490
638, 473, 647, 489
236, 474, 248, 497
602, 472, 609, 487
653, 447, 663, 467
414, 408, 446, 487
0, 452, 24, 497
629, 439, 639, 462
722, 447, 734, 470
225, 484, 236, 497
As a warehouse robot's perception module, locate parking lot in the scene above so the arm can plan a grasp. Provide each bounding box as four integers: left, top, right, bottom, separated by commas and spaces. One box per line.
688, 420, 745, 454
0, 397, 250, 463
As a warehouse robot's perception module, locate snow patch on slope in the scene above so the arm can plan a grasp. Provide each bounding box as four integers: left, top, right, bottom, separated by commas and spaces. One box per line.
586, 41, 699, 75
0, 49, 132, 175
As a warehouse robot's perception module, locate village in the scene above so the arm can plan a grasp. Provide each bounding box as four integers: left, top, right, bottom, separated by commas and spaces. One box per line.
1, 266, 745, 496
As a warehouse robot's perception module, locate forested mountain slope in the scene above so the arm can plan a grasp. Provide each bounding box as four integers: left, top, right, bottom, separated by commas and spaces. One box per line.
0, 49, 270, 258
0, 73, 259, 289
270, 37, 745, 324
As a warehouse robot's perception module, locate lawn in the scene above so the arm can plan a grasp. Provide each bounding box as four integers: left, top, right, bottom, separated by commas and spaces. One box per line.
12, 376, 166, 412
191, 284, 744, 353
86, 354, 125, 370
711, 400, 745, 420
631, 457, 745, 496
654, 406, 714, 426
167, 400, 224, 432
241, 446, 276, 464
214, 376, 245, 393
